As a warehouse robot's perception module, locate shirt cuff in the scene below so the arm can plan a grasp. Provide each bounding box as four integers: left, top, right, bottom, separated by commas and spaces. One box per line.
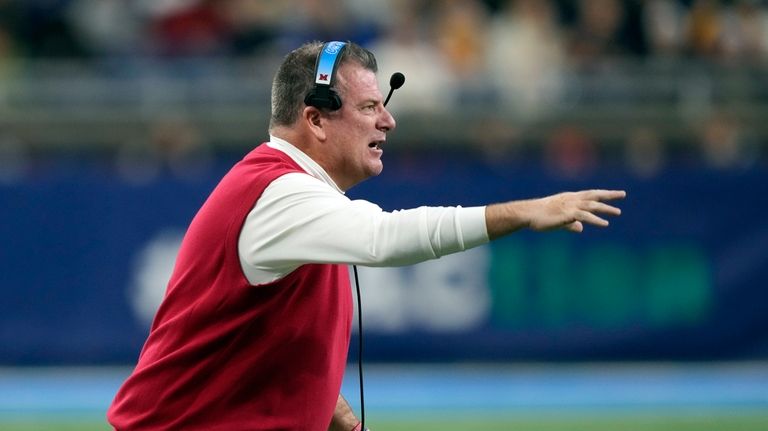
457, 205, 489, 249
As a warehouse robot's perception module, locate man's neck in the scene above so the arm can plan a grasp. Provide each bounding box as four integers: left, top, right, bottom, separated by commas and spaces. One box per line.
268, 134, 345, 194
269, 127, 349, 192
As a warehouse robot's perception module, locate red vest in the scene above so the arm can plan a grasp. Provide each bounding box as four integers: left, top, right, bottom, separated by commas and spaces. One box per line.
108, 144, 353, 430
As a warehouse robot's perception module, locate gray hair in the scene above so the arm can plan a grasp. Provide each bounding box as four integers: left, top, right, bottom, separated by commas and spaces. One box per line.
269, 41, 378, 130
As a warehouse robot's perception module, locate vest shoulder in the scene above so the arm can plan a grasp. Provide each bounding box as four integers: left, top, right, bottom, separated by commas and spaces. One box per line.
239, 144, 303, 174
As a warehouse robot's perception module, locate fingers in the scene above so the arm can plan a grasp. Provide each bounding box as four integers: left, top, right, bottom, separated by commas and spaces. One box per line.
528, 189, 626, 234
576, 209, 610, 227
583, 201, 622, 216
583, 189, 627, 201
564, 190, 626, 232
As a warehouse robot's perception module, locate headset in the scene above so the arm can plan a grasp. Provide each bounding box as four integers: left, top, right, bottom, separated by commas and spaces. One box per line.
305, 41, 405, 112
304, 41, 348, 111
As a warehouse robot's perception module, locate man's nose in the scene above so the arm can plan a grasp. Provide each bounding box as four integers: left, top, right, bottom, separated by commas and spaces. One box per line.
379, 107, 396, 132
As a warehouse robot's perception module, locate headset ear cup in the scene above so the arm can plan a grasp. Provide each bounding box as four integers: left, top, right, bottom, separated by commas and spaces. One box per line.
304, 90, 318, 108
329, 91, 342, 110
304, 88, 342, 110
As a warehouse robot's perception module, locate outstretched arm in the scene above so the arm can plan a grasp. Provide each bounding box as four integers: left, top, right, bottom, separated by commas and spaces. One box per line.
485, 189, 626, 239
328, 394, 362, 431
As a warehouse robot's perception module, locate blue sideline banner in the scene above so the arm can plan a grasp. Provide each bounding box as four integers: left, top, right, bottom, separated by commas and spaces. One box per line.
1, 154, 767, 364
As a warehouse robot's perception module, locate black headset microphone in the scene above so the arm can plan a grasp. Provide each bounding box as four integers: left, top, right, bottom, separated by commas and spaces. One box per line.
384, 72, 405, 107
307, 41, 404, 431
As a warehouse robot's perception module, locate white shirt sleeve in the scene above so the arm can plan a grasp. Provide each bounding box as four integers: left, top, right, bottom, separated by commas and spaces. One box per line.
238, 172, 489, 285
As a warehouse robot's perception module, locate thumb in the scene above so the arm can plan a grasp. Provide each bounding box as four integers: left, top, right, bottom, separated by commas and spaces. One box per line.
565, 221, 583, 233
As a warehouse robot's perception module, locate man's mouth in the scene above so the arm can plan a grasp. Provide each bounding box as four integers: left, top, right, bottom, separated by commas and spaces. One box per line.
368, 141, 384, 150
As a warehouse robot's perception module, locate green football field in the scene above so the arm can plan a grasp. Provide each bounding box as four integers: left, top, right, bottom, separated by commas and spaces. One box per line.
3, 413, 768, 431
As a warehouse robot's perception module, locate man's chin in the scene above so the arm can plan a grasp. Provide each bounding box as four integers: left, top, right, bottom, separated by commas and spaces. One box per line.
369, 163, 384, 177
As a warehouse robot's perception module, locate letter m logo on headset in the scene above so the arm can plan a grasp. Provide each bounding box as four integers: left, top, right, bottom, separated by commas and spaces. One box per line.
304, 41, 347, 110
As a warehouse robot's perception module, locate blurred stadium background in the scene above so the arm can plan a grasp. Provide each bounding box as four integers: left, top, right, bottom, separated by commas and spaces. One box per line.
1, 0, 768, 429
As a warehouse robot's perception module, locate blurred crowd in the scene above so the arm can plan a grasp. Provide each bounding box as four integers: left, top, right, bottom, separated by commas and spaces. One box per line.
1, 0, 767, 62
1, 0, 768, 180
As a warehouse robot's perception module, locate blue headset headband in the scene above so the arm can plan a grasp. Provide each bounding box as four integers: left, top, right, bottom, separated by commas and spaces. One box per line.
315, 41, 347, 85
304, 41, 348, 110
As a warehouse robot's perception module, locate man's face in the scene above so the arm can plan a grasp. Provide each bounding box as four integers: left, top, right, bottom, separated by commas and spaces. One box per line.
322, 63, 397, 190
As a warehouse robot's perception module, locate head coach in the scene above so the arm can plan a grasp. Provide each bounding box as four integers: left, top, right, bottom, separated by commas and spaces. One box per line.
108, 41, 625, 431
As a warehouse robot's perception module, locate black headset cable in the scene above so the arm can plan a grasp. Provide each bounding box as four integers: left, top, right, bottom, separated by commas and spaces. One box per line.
352, 264, 365, 431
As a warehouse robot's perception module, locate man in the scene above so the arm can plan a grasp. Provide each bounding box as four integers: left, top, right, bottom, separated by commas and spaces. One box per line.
108, 41, 625, 430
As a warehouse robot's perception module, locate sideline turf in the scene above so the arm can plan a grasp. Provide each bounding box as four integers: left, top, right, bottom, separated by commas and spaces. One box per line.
3, 414, 767, 431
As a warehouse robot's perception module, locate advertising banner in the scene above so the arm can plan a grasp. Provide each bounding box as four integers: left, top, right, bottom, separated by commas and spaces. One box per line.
1, 153, 766, 363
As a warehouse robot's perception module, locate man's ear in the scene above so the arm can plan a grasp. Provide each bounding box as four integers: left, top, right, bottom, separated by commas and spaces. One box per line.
302, 106, 326, 141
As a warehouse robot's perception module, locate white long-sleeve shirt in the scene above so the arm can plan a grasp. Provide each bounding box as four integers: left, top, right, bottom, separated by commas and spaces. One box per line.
237, 136, 490, 285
